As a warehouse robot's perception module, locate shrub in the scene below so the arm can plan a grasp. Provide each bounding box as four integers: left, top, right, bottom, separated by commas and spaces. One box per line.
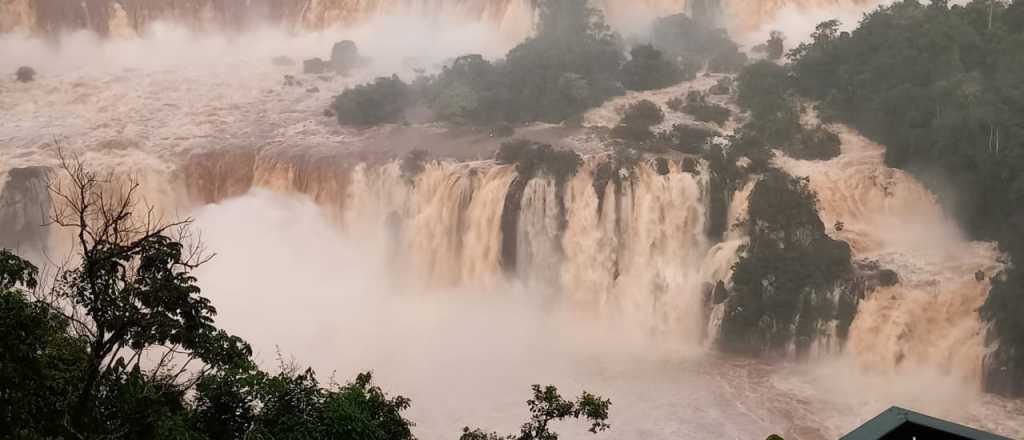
496, 139, 582, 182
683, 91, 732, 126
611, 100, 665, 143
709, 77, 733, 95
620, 44, 687, 91
790, 125, 841, 160
709, 47, 748, 73
333, 75, 410, 126
659, 124, 719, 154
611, 123, 657, 143
15, 66, 35, 82
426, 54, 501, 125
621, 100, 665, 127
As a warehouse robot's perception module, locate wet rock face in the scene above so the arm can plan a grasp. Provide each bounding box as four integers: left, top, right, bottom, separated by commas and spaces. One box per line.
0, 167, 51, 254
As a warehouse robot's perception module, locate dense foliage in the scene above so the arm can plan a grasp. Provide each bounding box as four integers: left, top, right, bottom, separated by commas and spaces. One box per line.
785, 0, 1024, 394
0, 161, 417, 438
659, 124, 719, 154
374, 0, 627, 127
737, 61, 801, 147
720, 170, 856, 355
333, 75, 411, 126
423, 54, 510, 125
735, 61, 841, 161
496, 139, 583, 183
681, 91, 731, 126
620, 45, 689, 91
336, 1, 750, 128
500, 0, 625, 123
610, 100, 665, 143
459, 385, 611, 440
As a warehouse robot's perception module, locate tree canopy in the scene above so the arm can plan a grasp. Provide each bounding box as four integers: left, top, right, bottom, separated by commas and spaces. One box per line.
0, 156, 612, 439
784, 0, 1024, 395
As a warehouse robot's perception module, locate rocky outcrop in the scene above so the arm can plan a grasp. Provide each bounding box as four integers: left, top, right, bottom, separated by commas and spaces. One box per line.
0, 167, 51, 257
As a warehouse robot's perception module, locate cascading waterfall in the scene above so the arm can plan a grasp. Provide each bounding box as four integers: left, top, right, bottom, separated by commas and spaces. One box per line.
0, 0, 874, 36
178, 151, 721, 341
775, 127, 1003, 383
4, 128, 1003, 377
3, 129, 1023, 436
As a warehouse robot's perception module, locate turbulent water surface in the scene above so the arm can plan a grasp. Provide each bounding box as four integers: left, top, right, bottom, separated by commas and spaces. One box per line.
2, 2, 1023, 439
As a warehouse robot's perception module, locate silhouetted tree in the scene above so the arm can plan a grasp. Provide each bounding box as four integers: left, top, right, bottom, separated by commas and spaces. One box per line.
460, 385, 611, 440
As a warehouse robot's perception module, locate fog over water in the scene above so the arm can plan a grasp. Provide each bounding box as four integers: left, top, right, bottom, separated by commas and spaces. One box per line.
2, 1, 1023, 439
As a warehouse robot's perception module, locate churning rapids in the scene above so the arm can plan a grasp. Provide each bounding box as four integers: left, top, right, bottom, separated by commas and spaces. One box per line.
2, 2, 1024, 439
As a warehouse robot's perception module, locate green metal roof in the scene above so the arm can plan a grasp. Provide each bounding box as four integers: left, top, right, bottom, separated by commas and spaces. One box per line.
840, 407, 1013, 440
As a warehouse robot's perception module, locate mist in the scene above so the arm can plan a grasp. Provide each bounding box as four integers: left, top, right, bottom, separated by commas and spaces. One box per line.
0, 12, 519, 82
183, 187, 1021, 439
4, 1, 1024, 439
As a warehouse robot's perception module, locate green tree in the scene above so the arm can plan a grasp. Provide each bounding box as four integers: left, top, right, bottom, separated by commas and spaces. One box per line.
682, 91, 732, 126
737, 61, 801, 146
334, 75, 411, 126
783, 0, 1024, 394
720, 170, 856, 355
460, 385, 611, 440
0, 251, 89, 438
42, 154, 252, 433
611, 100, 666, 143
502, 0, 625, 123
620, 44, 688, 91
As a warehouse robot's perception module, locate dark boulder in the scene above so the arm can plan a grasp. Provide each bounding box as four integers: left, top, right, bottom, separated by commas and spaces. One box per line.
330, 40, 360, 73
15, 66, 36, 82
879, 269, 900, 287
303, 58, 329, 74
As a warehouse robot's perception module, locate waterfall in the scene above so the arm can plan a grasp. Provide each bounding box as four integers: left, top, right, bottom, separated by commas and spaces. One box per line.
0, 123, 1012, 397
0, 0, 875, 36
775, 126, 1003, 384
